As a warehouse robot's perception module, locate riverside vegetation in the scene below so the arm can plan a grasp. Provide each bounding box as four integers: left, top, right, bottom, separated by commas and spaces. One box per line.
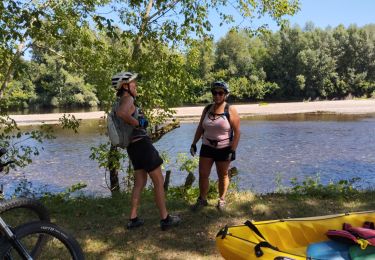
2, 1, 375, 258
4, 169, 375, 260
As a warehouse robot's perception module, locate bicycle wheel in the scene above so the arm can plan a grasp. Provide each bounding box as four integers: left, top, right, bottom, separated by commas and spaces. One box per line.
4, 221, 84, 260
0, 198, 50, 226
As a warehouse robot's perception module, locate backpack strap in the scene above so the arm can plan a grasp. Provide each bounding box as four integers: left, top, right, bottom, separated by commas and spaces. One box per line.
224, 103, 230, 122
225, 103, 234, 141
203, 103, 213, 116
204, 103, 230, 121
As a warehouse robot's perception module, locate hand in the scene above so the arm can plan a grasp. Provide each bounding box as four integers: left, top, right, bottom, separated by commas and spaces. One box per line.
229, 150, 236, 161
190, 144, 197, 157
138, 117, 148, 128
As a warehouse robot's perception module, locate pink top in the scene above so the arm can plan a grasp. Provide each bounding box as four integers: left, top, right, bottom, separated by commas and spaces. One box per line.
202, 111, 231, 149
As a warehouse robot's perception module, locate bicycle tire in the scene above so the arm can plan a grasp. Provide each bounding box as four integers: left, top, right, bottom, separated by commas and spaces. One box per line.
5, 221, 84, 260
0, 198, 51, 259
0, 198, 50, 222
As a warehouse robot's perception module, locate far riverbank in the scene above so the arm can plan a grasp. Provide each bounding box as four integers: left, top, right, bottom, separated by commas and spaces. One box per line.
9, 99, 375, 125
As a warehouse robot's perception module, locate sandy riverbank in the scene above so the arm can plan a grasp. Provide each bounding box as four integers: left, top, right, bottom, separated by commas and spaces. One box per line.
8, 99, 375, 125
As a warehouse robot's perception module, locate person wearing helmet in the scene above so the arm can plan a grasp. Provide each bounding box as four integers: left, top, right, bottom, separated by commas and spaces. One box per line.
111, 72, 181, 230
189, 81, 241, 211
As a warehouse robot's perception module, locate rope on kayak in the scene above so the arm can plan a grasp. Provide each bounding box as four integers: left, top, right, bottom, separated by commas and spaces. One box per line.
244, 220, 279, 257
254, 241, 279, 257
244, 220, 266, 240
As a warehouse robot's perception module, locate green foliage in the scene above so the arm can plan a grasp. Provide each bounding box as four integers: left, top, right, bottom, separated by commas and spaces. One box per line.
90, 143, 127, 171
280, 174, 361, 199
2, 1, 373, 109
12, 180, 87, 200
59, 114, 80, 133
0, 112, 55, 169
89, 143, 136, 191
176, 153, 199, 174
42, 183, 88, 202
166, 180, 219, 202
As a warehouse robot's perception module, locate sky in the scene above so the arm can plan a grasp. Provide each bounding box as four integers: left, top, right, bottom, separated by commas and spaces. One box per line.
211, 0, 375, 40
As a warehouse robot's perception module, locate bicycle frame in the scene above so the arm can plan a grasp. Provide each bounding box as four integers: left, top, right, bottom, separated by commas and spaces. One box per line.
0, 216, 33, 260
0, 149, 32, 259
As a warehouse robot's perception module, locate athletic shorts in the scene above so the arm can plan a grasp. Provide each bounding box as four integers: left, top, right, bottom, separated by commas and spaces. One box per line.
199, 144, 231, 162
126, 137, 163, 172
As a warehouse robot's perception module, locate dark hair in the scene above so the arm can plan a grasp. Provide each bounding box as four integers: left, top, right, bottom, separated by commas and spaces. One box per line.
116, 84, 129, 97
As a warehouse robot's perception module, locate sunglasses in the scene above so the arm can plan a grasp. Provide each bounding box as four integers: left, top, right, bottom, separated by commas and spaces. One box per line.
212, 90, 225, 96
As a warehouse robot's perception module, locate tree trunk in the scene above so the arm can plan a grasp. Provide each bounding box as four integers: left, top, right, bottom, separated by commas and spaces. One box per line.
184, 172, 195, 189
164, 170, 171, 191
108, 145, 120, 194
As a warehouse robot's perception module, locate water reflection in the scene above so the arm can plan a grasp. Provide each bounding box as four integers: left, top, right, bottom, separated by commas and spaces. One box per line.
3, 113, 375, 197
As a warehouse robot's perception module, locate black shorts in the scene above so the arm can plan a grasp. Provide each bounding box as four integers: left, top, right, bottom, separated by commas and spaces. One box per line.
199, 144, 231, 162
126, 137, 163, 172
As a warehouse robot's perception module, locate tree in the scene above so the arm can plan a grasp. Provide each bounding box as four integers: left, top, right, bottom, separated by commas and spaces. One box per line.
0, 0, 104, 183
97, 0, 300, 192
0, 0, 108, 98
1, 0, 301, 194
264, 25, 307, 98
215, 30, 254, 77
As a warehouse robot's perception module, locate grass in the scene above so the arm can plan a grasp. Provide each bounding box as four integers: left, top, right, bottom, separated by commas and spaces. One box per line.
15, 187, 374, 260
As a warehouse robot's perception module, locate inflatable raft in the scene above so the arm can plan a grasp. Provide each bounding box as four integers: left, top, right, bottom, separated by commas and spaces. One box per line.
216, 211, 375, 259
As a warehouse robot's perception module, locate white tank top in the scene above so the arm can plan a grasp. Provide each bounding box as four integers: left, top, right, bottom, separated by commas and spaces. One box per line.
202, 110, 231, 149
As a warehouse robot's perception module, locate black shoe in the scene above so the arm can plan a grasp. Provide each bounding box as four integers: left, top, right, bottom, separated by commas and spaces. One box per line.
190, 197, 208, 212
127, 217, 144, 229
160, 214, 181, 231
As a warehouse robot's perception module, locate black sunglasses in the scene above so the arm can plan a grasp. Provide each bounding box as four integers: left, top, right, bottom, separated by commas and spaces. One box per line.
212, 90, 225, 96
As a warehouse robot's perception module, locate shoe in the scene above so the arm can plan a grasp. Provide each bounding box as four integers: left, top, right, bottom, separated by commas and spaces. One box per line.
216, 199, 226, 211
190, 197, 208, 212
160, 214, 181, 231
127, 217, 144, 229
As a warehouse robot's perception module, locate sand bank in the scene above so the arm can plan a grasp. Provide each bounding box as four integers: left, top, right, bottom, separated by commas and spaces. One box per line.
8, 99, 375, 125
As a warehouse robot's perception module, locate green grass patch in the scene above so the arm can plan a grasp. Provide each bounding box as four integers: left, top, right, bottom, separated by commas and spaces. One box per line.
19, 187, 375, 259
4, 176, 375, 259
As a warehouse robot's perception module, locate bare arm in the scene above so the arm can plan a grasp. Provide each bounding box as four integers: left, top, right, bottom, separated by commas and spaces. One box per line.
229, 105, 241, 151
116, 96, 139, 127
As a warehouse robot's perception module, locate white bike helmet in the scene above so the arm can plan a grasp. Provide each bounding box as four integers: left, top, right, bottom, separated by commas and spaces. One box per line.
111, 72, 138, 89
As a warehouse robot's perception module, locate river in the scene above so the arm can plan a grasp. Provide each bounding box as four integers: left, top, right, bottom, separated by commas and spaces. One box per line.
2, 113, 375, 198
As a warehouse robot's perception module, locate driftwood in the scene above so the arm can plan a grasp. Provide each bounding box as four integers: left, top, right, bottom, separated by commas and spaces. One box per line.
150, 119, 180, 142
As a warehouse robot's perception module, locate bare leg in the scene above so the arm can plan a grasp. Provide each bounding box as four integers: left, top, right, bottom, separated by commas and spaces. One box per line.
198, 157, 214, 200
148, 166, 168, 219
130, 169, 147, 219
215, 160, 231, 200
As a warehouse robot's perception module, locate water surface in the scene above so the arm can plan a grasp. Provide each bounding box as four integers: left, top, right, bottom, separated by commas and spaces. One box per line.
3, 113, 375, 197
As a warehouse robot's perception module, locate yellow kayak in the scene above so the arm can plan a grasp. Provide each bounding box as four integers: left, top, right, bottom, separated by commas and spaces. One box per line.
216, 211, 375, 260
